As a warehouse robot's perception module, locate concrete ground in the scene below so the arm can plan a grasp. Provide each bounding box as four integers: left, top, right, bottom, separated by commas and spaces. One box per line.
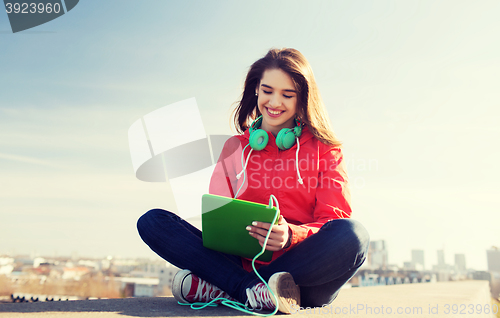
0, 281, 495, 318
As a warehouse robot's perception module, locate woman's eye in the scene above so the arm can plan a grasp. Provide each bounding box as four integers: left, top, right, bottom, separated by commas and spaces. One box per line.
283, 95, 293, 99
263, 90, 272, 94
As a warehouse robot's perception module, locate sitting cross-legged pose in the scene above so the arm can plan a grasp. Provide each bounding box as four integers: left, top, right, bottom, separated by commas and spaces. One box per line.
137, 47, 370, 314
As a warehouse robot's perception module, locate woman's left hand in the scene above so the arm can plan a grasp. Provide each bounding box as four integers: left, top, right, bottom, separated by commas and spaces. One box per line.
246, 215, 292, 251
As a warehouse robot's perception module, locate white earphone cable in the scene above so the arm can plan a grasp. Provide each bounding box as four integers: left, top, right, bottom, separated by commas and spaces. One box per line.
295, 137, 303, 185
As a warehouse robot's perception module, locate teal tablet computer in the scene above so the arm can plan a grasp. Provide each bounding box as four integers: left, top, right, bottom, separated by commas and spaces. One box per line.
201, 194, 279, 262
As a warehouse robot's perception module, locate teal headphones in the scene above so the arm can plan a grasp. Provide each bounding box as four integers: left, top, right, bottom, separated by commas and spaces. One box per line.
248, 116, 303, 151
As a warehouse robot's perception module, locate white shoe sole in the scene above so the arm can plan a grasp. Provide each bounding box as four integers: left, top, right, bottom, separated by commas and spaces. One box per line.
171, 269, 191, 304
268, 272, 301, 314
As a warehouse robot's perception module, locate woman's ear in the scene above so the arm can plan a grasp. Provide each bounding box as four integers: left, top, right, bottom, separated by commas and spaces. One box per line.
255, 80, 261, 96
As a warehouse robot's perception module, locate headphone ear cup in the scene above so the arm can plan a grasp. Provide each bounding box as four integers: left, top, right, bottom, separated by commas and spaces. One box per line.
276, 128, 296, 150
249, 129, 269, 151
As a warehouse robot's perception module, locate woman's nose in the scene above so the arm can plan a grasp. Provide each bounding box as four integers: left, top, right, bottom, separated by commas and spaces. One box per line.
269, 94, 281, 107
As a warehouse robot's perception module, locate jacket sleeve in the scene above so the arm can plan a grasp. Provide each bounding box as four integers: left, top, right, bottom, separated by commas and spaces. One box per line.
285, 146, 352, 250
208, 136, 242, 198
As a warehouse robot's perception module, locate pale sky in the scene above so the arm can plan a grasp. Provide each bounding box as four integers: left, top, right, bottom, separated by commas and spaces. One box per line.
1, 0, 499, 270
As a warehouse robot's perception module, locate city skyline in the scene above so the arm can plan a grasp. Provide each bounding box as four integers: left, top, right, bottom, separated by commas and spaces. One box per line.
2, 243, 492, 273
364, 240, 493, 272
1, 1, 500, 271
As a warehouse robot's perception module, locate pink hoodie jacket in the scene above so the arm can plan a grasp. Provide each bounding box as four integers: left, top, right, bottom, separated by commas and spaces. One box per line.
209, 126, 351, 271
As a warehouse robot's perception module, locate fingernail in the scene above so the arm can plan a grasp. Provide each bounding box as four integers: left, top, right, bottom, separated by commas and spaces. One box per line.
246, 226, 251, 231
252, 221, 257, 226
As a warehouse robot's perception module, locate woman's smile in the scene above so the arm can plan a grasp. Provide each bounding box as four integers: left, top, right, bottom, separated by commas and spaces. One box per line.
265, 107, 285, 117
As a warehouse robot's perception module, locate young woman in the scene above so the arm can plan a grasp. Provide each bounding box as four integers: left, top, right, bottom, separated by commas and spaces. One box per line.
137, 48, 369, 314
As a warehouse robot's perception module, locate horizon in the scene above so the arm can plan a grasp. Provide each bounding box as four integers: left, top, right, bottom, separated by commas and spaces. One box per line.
3, 238, 498, 274
1, 246, 496, 273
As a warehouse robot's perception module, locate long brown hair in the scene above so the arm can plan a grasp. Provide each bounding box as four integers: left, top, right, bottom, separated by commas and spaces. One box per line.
233, 48, 341, 147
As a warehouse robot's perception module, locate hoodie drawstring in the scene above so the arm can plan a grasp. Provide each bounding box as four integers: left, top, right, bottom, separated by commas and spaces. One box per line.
295, 137, 303, 185
236, 144, 253, 180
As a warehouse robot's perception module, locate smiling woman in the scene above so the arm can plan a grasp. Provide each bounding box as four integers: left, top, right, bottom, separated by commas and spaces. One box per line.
137, 48, 369, 314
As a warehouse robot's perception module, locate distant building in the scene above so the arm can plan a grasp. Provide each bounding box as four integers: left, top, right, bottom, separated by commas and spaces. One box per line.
158, 264, 179, 294
403, 262, 414, 270
0, 256, 14, 275
127, 260, 179, 295
367, 241, 388, 269
473, 271, 491, 281
62, 267, 90, 280
432, 249, 454, 281
437, 250, 445, 267
411, 250, 425, 270
112, 258, 141, 274
454, 254, 466, 272
118, 277, 160, 297
487, 247, 500, 272
33, 257, 46, 268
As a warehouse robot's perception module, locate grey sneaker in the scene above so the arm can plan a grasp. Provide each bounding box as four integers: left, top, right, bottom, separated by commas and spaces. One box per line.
245, 272, 300, 314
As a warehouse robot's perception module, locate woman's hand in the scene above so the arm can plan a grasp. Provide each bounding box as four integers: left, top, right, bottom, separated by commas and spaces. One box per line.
246, 215, 292, 251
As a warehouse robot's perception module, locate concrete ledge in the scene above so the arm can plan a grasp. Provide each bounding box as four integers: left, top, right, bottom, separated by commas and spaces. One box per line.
310, 280, 495, 318
0, 281, 495, 317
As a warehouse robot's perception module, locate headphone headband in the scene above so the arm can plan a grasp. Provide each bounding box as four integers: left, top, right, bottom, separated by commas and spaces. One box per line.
248, 115, 302, 150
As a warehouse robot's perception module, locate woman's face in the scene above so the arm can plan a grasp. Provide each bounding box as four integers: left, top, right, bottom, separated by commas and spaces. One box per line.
255, 68, 298, 136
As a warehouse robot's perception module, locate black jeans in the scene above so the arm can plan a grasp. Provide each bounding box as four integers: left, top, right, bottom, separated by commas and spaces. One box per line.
137, 208, 369, 307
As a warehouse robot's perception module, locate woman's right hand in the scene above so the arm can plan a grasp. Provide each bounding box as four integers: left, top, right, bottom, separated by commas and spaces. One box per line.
246, 215, 292, 251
